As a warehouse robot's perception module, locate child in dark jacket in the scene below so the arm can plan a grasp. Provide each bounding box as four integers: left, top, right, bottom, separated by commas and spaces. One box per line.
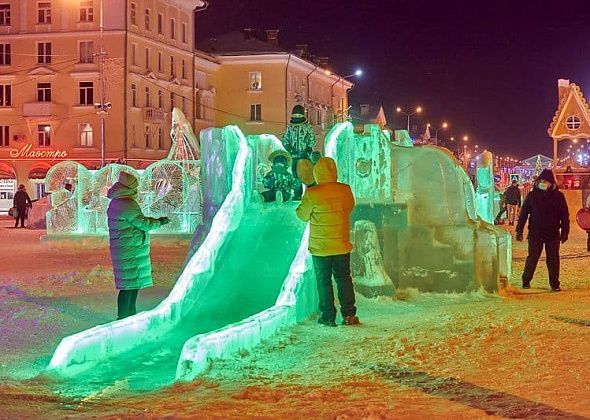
261, 150, 295, 202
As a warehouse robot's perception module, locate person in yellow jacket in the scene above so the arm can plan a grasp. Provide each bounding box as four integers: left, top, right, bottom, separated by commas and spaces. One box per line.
296, 157, 359, 326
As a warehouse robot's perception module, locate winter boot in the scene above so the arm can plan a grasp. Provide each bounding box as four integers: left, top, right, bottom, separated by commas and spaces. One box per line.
343, 315, 360, 326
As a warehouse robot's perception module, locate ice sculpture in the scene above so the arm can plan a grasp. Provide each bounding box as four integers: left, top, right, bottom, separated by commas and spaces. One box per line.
393, 129, 414, 147
168, 107, 201, 164
475, 151, 495, 224
327, 122, 511, 293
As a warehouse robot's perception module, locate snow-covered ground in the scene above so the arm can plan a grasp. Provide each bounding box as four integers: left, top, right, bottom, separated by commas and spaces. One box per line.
1, 215, 590, 418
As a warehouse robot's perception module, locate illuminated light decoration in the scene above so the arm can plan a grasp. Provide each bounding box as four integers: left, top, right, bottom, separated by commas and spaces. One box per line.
47, 126, 251, 377
9, 143, 68, 160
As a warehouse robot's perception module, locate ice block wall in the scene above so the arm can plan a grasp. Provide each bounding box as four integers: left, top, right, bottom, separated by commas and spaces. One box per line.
475, 151, 495, 224
327, 122, 511, 293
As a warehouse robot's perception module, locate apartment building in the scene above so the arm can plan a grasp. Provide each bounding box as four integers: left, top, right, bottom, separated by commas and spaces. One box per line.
0, 0, 203, 201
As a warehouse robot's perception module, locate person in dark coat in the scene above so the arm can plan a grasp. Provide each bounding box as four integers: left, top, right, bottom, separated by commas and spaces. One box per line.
13, 184, 32, 228
515, 169, 569, 291
261, 150, 295, 202
107, 172, 169, 319
504, 180, 521, 225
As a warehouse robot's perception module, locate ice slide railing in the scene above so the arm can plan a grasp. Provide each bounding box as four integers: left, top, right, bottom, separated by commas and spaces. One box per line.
46, 125, 250, 377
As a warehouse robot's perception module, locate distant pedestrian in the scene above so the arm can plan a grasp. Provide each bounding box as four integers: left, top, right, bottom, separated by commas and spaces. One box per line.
283, 104, 316, 199
504, 180, 521, 226
495, 190, 507, 224
516, 169, 569, 291
13, 184, 32, 228
296, 157, 358, 326
107, 172, 169, 319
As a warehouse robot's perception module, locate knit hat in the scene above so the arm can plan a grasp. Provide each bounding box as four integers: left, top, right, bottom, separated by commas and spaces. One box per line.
290, 104, 307, 124
117, 171, 139, 190
537, 169, 556, 185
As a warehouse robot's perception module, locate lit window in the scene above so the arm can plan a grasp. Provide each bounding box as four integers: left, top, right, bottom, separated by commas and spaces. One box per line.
566, 115, 582, 131
37, 42, 51, 64
249, 72, 262, 90
0, 43, 10, 65
0, 125, 8, 147
37, 82, 51, 102
130, 3, 136, 25
38, 2, 51, 24
80, 0, 93, 22
79, 81, 93, 105
38, 124, 51, 146
79, 123, 93, 146
79, 41, 94, 63
0, 4, 10, 26
250, 104, 262, 121
0, 84, 11, 107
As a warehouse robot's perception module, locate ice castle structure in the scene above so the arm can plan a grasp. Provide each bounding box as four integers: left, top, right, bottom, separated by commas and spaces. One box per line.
328, 123, 511, 293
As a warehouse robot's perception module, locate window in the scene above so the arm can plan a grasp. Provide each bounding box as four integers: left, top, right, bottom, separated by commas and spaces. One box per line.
157, 13, 163, 34
0, 4, 10, 26
144, 86, 150, 107
130, 2, 136, 25
38, 124, 51, 147
170, 55, 175, 77
79, 41, 94, 63
0, 84, 11, 107
144, 124, 151, 148
250, 104, 262, 121
145, 47, 150, 70
144, 8, 150, 30
170, 92, 175, 111
79, 81, 93, 105
566, 115, 582, 131
80, 0, 93, 22
38, 2, 51, 24
131, 44, 136, 65
182, 96, 186, 114
158, 90, 163, 108
181, 59, 186, 79
249, 72, 262, 90
0, 43, 10, 65
170, 19, 176, 39
37, 42, 51, 64
158, 127, 164, 149
0, 126, 8, 147
182, 22, 187, 43
37, 82, 51, 102
131, 83, 137, 107
131, 123, 136, 147
158, 52, 162, 72
79, 123, 93, 146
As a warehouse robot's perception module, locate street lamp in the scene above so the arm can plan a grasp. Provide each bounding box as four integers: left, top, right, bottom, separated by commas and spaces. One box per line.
396, 106, 422, 131
92, 0, 111, 167
427, 121, 449, 145
330, 69, 363, 123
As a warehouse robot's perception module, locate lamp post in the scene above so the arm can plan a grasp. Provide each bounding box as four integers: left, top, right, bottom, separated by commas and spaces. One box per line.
94, 0, 111, 168
330, 69, 362, 123
427, 121, 448, 146
396, 106, 422, 132
462, 135, 469, 168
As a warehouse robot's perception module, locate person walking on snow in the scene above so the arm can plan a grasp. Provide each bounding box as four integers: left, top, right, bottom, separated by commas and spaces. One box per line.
107, 172, 169, 319
296, 157, 359, 326
516, 169, 569, 291
283, 104, 316, 199
13, 184, 32, 228
505, 180, 521, 226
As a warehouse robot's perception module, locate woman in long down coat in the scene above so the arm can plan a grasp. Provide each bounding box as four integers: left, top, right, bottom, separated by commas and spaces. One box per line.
107, 172, 169, 319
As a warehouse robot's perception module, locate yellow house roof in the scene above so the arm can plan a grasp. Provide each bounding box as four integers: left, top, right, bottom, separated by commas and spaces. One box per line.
548, 83, 590, 140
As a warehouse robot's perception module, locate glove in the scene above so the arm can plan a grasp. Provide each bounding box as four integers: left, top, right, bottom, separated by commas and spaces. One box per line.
515, 231, 523, 242
560, 233, 568, 244
159, 216, 170, 225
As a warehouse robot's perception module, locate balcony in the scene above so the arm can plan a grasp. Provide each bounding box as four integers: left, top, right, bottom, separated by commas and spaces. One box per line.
22, 102, 64, 117
143, 107, 165, 122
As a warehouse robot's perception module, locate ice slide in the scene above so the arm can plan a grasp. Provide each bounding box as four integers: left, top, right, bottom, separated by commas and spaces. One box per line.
46, 126, 317, 393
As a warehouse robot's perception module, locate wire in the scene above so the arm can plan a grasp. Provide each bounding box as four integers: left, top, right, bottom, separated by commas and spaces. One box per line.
0, 57, 79, 76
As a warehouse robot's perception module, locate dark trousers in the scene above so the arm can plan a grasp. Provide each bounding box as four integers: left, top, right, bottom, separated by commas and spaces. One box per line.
495, 206, 506, 221
14, 207, 26, 228
312, 253, 356, 321
117, 289, 139, 319
291, 158, 304, 199
522, 238, 560, 289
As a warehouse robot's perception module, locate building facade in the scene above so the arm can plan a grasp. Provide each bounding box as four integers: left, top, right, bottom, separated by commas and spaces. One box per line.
0, 0, 202, 205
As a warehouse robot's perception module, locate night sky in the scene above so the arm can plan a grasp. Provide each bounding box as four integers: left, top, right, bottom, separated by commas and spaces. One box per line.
197, 0, 590, 158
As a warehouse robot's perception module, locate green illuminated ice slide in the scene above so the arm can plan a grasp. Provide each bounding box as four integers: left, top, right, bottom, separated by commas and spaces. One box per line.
46, 126, 318, 391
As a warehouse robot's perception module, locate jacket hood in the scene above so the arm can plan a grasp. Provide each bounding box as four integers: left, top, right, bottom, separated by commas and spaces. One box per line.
108, 182, 138, 199
313, 157, 338, 184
